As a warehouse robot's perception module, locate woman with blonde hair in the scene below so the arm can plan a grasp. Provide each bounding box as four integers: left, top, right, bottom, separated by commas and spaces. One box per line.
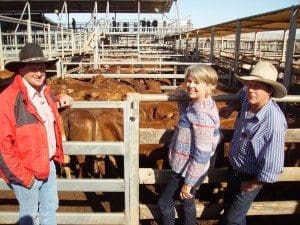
158, 65, 221, 225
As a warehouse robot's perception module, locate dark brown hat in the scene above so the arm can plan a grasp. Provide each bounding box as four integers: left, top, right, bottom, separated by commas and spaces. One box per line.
5, 43, 58, 73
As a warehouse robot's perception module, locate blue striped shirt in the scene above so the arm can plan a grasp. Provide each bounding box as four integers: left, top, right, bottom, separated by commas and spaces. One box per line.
229, 88, 287, 183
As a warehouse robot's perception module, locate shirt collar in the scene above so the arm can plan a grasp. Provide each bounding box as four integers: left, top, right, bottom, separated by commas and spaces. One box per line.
246, 99, 272, 121
22, 78, 45, 100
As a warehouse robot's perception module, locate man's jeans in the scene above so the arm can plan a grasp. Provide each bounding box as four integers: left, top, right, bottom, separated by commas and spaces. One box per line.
11, 160, 59, 225
221, 167, 262, 225
158, 172, 197, 225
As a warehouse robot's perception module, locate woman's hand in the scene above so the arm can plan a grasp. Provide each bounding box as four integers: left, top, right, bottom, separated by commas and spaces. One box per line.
241, 178, 263, 193
180, 184, 193, 199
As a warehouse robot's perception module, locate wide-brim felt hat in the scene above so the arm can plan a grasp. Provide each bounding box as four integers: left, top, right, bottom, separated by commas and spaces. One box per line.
235, 61, 287, 98
5, 43, 58, 73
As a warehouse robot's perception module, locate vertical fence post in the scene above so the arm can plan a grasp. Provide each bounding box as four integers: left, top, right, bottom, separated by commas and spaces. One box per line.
27, 19, 32, 43
56, 58, 62, 78
71, 29, 74, 56
0, 23, 4, 70
125, 93, 140, 225
47, 24, 52, 58
61, 26, 64, 58
210, 26, 215, 64
283, 6, 298, 90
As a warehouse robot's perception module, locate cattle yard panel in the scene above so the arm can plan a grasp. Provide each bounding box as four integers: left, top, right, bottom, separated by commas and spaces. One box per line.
136, 93, 300, 220
63, 61, 213, 88
0, 98, 139, 225
0, 94, 300, 224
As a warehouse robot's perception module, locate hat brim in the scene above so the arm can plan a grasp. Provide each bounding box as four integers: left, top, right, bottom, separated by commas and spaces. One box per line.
235, 75, 287, 98
5, 58, 58, 74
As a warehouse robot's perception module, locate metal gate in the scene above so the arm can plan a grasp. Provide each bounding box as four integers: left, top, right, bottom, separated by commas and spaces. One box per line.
0, 93, 140, 225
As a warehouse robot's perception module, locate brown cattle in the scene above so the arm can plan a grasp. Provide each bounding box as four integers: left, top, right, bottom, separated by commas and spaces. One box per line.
52, 77, 239, 178
61, 108, 122, 178
0, 70, 14, 92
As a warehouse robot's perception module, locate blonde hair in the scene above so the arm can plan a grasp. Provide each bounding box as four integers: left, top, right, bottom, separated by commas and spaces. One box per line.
184, 65, 218, 96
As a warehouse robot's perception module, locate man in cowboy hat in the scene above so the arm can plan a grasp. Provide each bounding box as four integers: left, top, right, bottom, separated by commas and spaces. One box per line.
220, 61, 287, 225
0, 43, 72, 225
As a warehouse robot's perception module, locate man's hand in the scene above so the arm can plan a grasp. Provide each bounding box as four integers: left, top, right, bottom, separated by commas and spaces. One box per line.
241, 178, 263, 193
180, 184, 193, 199
26, 175, 35, 189
57, 93, 73, 108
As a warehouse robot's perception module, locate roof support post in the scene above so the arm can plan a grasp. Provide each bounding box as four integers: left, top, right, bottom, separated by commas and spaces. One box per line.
0, 23, 4, 70
47, 24, 52, 58
174, 0, 180, 32
55, 31, 58, 53
94, 24, 99, 69
65, 1, 68, 29
281, 30, 288, 66
61, 26, 64, 58
209, 27, 215, 63
15, 1, 29, 33
253, 32, 258, 57
43, 25, 47, 51
79, 32, 82, 55
71, 29, 74, 56
64, 0, 69, 29
283, 6, 298, 90
106, 0, 110, 32
221, 37, 224, 52
233, 21, 241, 86
195, 33, 199, 50
93, 0, 98, 25
195, 32, 200, 62
57, 1, 68, 28
137, 0, 141, 60
14, 32, 17, 51
26, 1, 32, 43
26, 19, 32, 43
179, 34, 182, 52
93, 0, 99, 69
185, 33, 189, 53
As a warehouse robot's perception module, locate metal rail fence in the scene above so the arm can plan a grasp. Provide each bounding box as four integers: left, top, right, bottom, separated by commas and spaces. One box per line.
0, 94, 140, 225
0, 94, 300, 224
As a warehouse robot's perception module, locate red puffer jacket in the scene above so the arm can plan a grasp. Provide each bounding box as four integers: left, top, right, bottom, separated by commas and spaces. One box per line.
0, 75, 64, 187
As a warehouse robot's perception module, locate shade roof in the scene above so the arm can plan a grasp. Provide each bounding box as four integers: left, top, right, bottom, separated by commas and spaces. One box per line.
0, 0, 173, 14
181, 4, 300, 38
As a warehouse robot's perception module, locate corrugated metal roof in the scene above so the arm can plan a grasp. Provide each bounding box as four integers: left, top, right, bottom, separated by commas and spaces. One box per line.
181, 4, 300, 38
0, 0, 174, 14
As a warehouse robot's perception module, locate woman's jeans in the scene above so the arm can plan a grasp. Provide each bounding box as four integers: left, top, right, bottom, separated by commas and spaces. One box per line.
10, 160, 59, 225
158, 172, 197, 225
221, 167, 262, 225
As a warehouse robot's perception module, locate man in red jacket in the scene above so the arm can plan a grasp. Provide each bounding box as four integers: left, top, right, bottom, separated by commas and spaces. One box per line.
0, 43, 72, 225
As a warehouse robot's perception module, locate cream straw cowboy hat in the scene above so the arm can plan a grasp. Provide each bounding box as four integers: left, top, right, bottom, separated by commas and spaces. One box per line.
5, 43, 58, 74
235, 61, 287, 98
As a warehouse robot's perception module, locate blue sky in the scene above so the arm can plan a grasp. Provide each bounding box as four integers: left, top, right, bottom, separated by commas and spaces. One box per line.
174, 0, 300, 28
46, 0, 300, 28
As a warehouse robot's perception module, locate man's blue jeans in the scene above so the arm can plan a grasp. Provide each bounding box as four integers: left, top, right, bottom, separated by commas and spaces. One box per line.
11, 160, 59, 225
221, 167, 262, 225
158, 172, 197, 225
